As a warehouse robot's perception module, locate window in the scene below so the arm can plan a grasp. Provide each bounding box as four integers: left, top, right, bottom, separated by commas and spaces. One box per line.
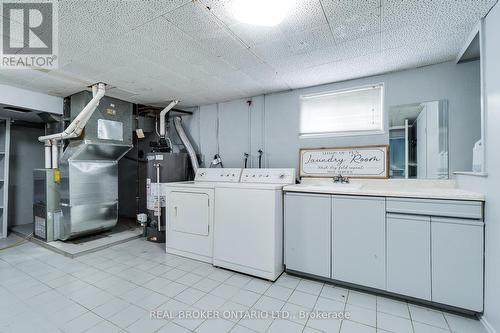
300, 84, 384, 137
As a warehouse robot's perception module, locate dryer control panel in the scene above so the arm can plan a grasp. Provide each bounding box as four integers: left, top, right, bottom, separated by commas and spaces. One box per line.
195, 168, 242, 182
241, 168, 296, 184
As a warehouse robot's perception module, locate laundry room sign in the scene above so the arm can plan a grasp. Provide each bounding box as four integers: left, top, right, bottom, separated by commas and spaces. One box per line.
299, 145, 389, 178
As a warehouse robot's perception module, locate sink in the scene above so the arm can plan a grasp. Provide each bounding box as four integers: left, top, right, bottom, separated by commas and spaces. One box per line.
297, 182, 363, 190
326, 183, 363, 190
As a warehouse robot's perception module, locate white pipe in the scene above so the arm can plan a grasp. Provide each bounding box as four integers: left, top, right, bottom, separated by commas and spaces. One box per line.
156, 163, 161, 231
44, 142, 52, 169
174, 116, 199, 174
51, 141, 59, 169
159, 100, 179, 137
405, 119, 409, 179
38, 83, 106, 142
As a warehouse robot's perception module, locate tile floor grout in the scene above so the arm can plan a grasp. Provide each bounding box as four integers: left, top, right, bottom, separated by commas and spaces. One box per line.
0, 237, 487, 333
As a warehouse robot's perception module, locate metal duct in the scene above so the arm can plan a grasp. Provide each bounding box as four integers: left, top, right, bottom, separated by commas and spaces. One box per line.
54, 92, 133, 240
173, 116, 199, 174
39, 83, 106, 142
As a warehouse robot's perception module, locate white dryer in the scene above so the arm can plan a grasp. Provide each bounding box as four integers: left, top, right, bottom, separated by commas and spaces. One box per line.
163, 168, 242, 263
213, 168, 295, 281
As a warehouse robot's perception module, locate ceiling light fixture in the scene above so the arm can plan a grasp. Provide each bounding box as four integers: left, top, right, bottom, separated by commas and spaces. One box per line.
232, 0, 294, 27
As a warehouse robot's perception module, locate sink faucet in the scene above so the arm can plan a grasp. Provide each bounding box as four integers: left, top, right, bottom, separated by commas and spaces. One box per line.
333, 174, 350, 184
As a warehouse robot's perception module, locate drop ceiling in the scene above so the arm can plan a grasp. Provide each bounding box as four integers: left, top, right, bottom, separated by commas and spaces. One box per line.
0, 0, 496, 107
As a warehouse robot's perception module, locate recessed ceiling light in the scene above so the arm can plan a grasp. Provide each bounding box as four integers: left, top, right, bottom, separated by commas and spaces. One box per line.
232, 0, 294, 27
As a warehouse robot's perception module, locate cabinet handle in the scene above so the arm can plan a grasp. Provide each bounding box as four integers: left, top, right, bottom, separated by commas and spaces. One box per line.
174, 206, 178, 217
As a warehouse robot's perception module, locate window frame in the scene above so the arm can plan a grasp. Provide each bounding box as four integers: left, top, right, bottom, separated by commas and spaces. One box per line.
299, 83, 386, 138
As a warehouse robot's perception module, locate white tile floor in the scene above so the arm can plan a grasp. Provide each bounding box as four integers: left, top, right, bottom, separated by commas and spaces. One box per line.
0, 237, 487, 333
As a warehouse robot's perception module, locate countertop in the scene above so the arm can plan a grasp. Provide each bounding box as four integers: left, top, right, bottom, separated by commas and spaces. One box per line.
283, 179, 485, 201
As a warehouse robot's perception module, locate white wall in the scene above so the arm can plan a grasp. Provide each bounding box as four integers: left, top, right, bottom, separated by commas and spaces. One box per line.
188, 61, 481, 175
482, 1, 500, 331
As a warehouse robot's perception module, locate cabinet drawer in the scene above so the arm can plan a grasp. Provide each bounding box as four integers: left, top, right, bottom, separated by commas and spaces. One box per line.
386, 197, 482, 219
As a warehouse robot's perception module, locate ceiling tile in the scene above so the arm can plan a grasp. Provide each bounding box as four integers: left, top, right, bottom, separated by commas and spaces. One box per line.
278, 0, 328, 34
267, 32, 381, 73
281, 53, 384, 89
286, 24, 335, 54
22, 70, 87, 96
238, 63, 291, 92
321, 0, 381, 19
86, 0, 160, 30
381, 0, 496, 31
328, 7, 381, 43
382, 22, 472, 51
0, 0, 496, 107
141, 0, 192, 16
164, 2, 263, 69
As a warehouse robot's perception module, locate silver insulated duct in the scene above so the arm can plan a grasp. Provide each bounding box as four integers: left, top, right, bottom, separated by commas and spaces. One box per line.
56, 91, 133, 240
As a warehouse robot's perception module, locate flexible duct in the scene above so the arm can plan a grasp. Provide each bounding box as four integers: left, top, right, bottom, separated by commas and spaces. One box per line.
38, 83, 106, 142
173, 116, 199, 174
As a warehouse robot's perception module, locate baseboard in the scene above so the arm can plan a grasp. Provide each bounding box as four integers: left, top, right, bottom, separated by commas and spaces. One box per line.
481, 316, 498, 333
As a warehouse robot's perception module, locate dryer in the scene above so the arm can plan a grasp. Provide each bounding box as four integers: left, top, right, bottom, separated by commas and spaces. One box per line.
213, 168, 295, 281
163, 168, 242, 263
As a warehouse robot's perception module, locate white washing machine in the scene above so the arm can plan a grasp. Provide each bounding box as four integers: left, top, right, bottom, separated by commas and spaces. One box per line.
163, 168, 242, 263
213, 168, 295, 281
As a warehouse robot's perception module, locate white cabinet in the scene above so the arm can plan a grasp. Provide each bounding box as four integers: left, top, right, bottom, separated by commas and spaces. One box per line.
284, 193, 331, 278
387, 214, 431, 300
283, 191, 484, 312
431, 217, 484, 311
332, 196, 386, 290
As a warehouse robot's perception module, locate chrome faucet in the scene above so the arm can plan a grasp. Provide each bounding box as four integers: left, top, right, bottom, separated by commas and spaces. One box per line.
333, 174, 350, 184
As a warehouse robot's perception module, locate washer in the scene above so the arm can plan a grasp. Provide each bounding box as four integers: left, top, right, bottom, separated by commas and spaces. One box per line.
163, 168, 242, 263
213, 168, 295, 281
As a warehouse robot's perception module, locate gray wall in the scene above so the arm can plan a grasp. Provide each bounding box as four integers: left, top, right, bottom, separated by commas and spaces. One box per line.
187, 61, 481, 175
8, 125, 44, 226
483, 2, 500, 331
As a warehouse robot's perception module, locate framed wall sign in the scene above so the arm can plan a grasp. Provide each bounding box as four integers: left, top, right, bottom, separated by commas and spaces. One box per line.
299, 145, 389, 179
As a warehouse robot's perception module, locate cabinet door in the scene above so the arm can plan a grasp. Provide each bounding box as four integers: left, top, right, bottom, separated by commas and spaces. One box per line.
332, 196, 386, 289
431, 217, 484, 311
387, 214, 431, 300
284, 193, 331, 278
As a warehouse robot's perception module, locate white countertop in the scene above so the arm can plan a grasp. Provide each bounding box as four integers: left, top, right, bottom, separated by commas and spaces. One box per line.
283, 179, 485, 201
